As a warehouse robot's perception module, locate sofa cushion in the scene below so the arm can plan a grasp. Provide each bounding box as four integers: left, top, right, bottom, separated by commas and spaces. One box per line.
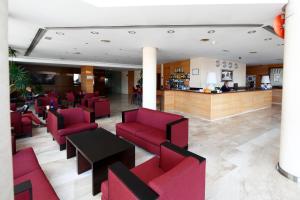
59, 108, 85, 126
116, 122, 149, 135
135, 128, 166, 146
131, 156, 164, 184
13, 148, 40, 179
136, 108, 182, 131
101, 181, 109, 200
14, 169, 59, 200
21, 116, 32, 126
58, 122, 98, 136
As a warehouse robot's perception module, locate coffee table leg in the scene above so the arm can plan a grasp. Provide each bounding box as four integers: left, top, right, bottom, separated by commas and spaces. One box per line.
120, 146, 135, 169
66, 139, 76, 159
92, 164, 107, 195
77, 151, 91, 174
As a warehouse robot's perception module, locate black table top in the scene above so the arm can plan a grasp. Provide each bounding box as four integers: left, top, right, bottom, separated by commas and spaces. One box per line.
66, 128, 134, 163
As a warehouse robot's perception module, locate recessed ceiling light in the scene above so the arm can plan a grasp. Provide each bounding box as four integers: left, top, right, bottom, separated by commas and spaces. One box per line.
101, 40, 111, 43
248, 30, 256, 34
200, 38, 210, 42
167, 30, 175, 34
249, 51, 257, 54
128, 31, 136, 34
44, 36, 52, 40
277, 43, 284, 46
85, 42, 89, 45
223, 50, 230, 52
73, 52, 81, 55
238, 56, 242, 60
56, 32, 64, 36
264, 38, 272, 41
91, 31, 99, 35
208, 30, 215, 34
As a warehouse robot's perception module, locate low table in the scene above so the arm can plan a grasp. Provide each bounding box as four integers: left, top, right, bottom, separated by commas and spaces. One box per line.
66, 128, 135, 195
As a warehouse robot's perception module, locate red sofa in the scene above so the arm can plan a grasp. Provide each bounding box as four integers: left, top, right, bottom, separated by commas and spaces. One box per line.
101, 142, 206, 200
116, 108, 188, 155
13, 147, 59, 200
47, 107, 98, 150
11, 111, 32, 137
34, 96, 59, 117
86, 97, 111, 118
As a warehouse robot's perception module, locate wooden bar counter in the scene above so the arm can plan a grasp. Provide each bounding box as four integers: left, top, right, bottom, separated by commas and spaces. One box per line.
161, 89, 272, 120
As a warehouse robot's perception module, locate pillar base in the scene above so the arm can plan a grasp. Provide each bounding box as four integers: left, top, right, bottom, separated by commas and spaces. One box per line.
276, 162, 300, 183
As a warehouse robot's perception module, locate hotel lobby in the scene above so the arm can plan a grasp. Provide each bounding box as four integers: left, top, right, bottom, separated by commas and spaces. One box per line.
1, 0, 300, 199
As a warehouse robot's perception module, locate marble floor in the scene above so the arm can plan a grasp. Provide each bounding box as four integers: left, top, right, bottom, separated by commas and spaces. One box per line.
16, 94, 300, 200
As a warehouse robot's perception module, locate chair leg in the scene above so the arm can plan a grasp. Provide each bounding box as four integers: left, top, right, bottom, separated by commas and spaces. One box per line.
60, 144, 66, 151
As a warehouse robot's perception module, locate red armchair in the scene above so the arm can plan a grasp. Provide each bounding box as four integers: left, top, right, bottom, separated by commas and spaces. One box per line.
10, 103, 17, 111
47, 107, 98, 150
34, 96, 59, 117
66, 91, 75, 107
13, 146, 59, 200
101, 142, 206, 200
116, 108, 188, 155
86, 97, 111, 118
11, 111, 32, 137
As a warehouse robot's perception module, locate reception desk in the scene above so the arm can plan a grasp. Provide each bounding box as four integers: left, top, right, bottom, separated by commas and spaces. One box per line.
161, 90, 272, 120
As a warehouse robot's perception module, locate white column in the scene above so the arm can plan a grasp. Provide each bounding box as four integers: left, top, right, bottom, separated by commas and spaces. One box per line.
0, 0, 14, 199
142, 47, 157, 109
278, 0, 300, 181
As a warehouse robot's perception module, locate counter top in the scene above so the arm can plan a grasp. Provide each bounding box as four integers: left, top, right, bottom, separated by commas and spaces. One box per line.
160, 89, 271, 95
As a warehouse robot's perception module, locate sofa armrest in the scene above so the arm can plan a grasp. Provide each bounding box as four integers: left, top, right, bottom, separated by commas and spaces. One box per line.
48, 110, 64, 130
14, 180, 32, 200
166, 118, 188, 148
83, 108, 95, 123
108, 162, 158, 200
122, 109, 139, 123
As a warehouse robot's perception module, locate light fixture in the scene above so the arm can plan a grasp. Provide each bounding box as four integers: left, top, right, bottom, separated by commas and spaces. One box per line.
277, 43, 284, 46
222, 50, 230, 52
73, 52, 81, 55
249, 51, 257, 54
101, 40, 111, 43
85, 42, 89, 44
44, 36, 52, 40
91, 31, 99, 35
264, 38, 272, 41
167, 30, 175, 34
247, 30, 256, 34
128, 31, 136, 34
208, 30, 215, 34
200, 38, 210, 42
56, 32, 65, 36
211, 40, 216, 45
238, 56, 242, 60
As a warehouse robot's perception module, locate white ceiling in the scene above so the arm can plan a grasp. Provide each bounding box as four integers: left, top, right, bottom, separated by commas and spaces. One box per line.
8, 0, 287, 68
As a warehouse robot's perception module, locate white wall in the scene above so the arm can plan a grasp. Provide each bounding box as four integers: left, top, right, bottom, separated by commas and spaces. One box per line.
121, 71, 128, 94
190, 57, 246, 88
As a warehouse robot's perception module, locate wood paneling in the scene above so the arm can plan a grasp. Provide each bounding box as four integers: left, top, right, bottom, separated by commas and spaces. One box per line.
162, 90, 272, 120
81, 66, 94, 93
246, 64, 283, 88
161, 59, 190, 87
127, 71, 134, 94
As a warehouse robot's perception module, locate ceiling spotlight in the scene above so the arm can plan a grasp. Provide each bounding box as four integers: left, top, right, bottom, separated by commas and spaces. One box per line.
200, 38, 210, 42
56, 32, 65, 36
101, 40, 111, 43
248, 30, 256, 34
249, 51, 257, 54
85, 42, 89, 45
128, 31, 136, 34
277, 43, 284, 46
208, 30, 215, 34
73, 52, 81, 55
167, 30, 175, 34
223, 50, 230, 52
264, 38, 272, 41
91, 31, 99, 35
238, 56, 242, 60
44, 36, 52, 40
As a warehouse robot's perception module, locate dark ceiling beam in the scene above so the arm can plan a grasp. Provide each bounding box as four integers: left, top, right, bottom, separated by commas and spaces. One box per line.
24, 28, 47, 56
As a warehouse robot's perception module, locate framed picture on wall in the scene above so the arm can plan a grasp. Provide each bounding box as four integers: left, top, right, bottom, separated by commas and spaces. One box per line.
221, 69, 233, 81
192, 68, 199, 75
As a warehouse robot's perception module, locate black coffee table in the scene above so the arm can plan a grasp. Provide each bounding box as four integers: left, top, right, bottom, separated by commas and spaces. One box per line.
66, 128, 135, 195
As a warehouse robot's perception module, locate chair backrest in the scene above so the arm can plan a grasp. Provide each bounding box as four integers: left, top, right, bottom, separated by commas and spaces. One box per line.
136, 108, 182, 131
58, 108, 84, 126
66, 92, 75, 102
10, 112, 22, 134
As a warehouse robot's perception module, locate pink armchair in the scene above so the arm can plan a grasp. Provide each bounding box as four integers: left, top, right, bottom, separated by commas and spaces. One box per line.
47, 107, 98, 150
101, 142, 206, 200
86, 97, 111, 118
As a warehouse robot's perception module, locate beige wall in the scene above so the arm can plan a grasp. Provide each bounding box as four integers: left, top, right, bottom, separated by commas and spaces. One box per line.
190, 57, 246, 88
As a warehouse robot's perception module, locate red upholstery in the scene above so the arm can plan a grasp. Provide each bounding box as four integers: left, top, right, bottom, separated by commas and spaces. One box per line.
66, 92, 75, 106
13, 148, 59, 200
101, 143, 206, 200
116, 108, 188, 155
10, 111, 32, 137
47, 107, 98, 148
34, 96, 58, 117
10, 103, 17, 111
